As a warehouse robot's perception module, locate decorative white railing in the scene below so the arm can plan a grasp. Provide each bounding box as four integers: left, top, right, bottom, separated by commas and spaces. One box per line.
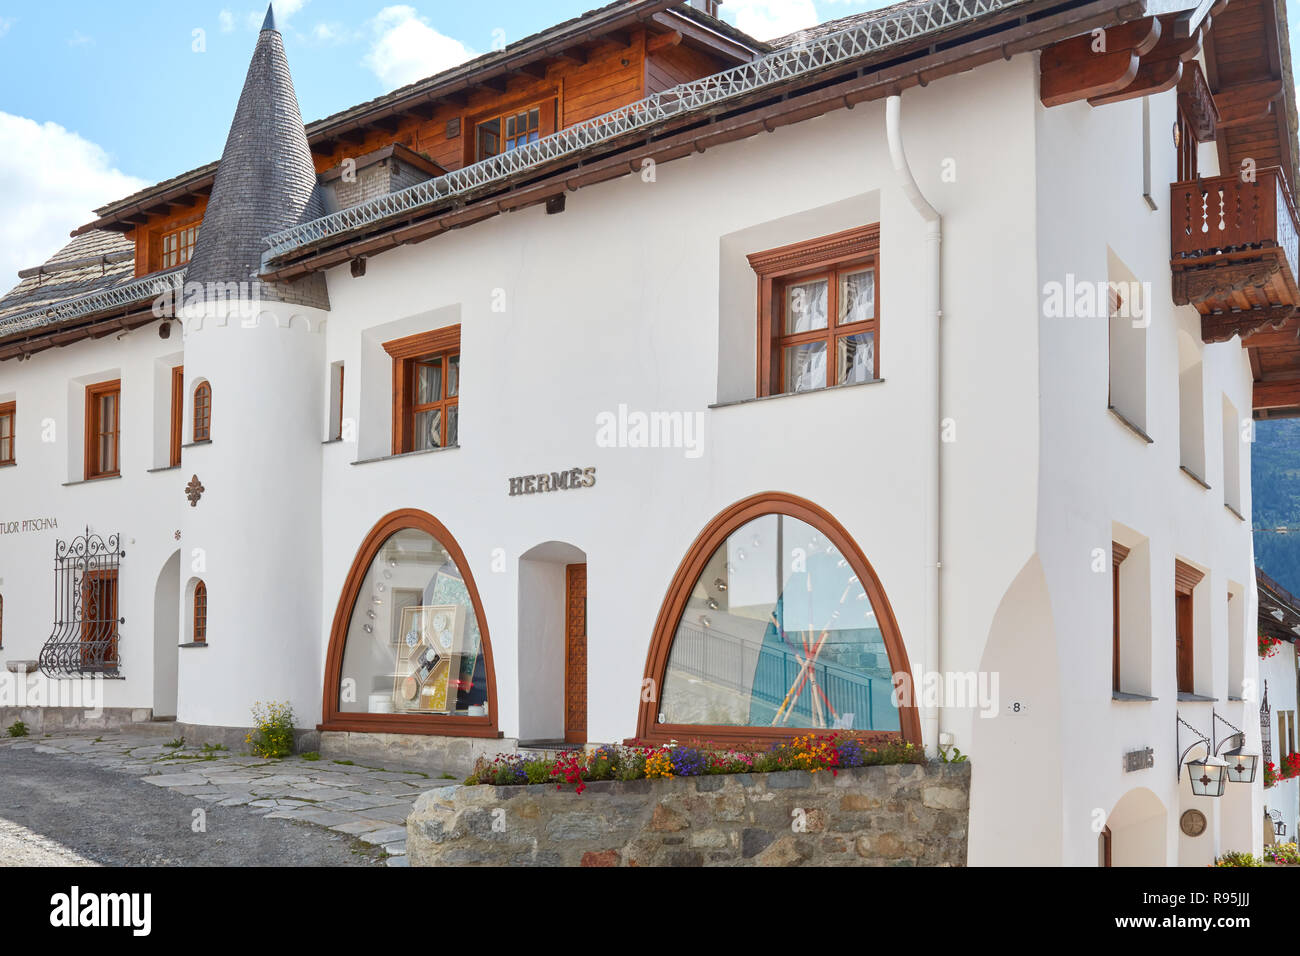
0, 268, 186, 337
262, 0, 1031, 260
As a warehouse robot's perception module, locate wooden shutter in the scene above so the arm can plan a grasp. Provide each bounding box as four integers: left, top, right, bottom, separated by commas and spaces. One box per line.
1112, 543, 1129, 693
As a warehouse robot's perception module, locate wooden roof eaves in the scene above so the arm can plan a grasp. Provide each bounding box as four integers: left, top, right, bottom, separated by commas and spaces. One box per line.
261, 0, 1145, 281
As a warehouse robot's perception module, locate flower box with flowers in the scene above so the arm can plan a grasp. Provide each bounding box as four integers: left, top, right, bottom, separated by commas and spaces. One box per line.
461, 733, 927, 792
405, 733, 971, 867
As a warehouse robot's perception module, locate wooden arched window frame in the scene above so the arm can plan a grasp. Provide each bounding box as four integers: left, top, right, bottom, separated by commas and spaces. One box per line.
192, 580, 207, 644
635, 492, 921, 747
320, 508, 499, 738
193, 381, 212, 442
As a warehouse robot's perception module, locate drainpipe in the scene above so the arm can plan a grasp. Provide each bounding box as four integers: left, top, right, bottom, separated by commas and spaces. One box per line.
886, 93, 943, 755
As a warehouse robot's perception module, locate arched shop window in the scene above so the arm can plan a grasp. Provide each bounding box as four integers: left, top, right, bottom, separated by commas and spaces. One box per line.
322, 509, 497, 737
638, 493, 919, 746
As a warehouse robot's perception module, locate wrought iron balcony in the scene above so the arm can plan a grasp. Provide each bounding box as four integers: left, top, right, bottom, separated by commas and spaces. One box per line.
1171, 168, 1300, 341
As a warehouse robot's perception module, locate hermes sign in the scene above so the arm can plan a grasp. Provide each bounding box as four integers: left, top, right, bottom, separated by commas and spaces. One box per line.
508, 467, 596, 497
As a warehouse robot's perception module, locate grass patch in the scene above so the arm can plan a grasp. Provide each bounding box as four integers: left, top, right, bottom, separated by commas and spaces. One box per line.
333, 759, 355, 766
300, 751, 321, 761
164, 737, 185, 748
6, 721, 30, 738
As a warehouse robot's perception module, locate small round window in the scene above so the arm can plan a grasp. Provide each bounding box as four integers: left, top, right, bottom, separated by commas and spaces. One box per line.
338, 526, 489, 718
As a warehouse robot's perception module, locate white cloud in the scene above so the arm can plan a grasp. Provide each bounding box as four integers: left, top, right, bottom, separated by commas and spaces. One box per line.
219, 10, 235, 32
68, 31, 94, 47
363, 6, 474, 91
0, 113, 146, 292
0, 18, 13, 40
723, 0, 820, 40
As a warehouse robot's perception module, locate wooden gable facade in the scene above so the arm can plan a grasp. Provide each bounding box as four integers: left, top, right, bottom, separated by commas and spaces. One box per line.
73, 4, 751, 283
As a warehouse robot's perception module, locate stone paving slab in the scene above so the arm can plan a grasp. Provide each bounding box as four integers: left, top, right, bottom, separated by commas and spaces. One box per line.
0, 730, 459, 860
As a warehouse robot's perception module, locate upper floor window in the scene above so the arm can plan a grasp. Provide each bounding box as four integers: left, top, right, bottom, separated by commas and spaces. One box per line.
85, 380, 121, 480
1174, 559, 1204, 696
193, 381, 212, 442
383, 326, 460, 454
161, 224, 199, 270
169, 366, 184, 467
475, 102, 552, 161
193, 580, 207, 644
747, 225, 880, 397
0, 401, 14, 465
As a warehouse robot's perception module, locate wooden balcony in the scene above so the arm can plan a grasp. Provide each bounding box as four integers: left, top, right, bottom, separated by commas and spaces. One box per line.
1171, 168, 1300, 342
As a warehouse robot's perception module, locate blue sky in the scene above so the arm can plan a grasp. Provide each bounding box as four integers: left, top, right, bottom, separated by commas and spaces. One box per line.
0, 1, 894, 282
0, 0, 1296, 285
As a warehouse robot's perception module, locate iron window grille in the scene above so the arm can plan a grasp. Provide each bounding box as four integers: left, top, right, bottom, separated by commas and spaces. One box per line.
38, 528, 125, 678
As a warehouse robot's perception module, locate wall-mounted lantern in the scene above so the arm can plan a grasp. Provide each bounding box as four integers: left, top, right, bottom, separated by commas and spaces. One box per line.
1178, 714, 1227, 797
1212, 710, 1259, 784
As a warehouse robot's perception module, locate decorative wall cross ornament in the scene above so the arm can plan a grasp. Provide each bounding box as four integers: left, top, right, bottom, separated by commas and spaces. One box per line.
185, 475, 205, 508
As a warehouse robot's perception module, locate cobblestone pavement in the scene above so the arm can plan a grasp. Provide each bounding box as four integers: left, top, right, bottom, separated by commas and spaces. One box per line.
0, 732, 455, 866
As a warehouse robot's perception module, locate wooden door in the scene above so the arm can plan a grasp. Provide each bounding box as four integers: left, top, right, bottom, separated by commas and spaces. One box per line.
564, 563, 587, 744
1175, 592, 1194, 694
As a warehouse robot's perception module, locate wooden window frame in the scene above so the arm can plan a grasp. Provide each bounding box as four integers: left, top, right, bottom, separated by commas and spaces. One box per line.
383, 326, 461, 455
1112, 542, 1130, 693
193, 381, 212, 443
336, 365, 345, 441
80, 567, 119, 669
169, 367, 184, 467
747, 225, 881, 398
0, 401, 15, 466
84, 379, 121, 480
1174, 559, 1204, 695
193, 580, 207, 644
160, 222, 199, 270
320, 508, 499, 738
634, 491, 921, 747
471, 97, 557, 163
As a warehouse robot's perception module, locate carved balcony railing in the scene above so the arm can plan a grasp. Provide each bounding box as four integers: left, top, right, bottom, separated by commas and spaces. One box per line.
1171, 168, 1300, 333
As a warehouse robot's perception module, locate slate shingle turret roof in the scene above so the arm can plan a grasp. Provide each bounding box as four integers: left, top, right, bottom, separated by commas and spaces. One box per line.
185, 3, 328, 309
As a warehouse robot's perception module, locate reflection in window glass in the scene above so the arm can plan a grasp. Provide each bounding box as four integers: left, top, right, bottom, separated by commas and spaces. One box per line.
339, 528, 489, 718
837, 332, 874, 385
660, 513, 900, 732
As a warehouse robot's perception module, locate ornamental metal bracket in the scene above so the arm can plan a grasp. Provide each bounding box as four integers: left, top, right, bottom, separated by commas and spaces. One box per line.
1212, 709, 1245, 754
1176, 713, 1211, 782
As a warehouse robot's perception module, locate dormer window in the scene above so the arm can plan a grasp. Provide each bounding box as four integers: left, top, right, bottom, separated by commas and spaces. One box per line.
475, 102, 551, 161
161, 223, 199, 269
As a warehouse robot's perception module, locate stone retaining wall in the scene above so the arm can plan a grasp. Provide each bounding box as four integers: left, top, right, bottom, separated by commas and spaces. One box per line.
407, 762, 970, 866
320, 730, 520, 775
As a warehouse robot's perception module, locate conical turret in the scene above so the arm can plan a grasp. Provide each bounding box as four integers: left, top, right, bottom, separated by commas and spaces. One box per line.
186, 3, 328, 308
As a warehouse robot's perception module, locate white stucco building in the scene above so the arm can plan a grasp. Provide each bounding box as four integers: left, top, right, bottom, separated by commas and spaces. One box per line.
0, 0, 1296, 865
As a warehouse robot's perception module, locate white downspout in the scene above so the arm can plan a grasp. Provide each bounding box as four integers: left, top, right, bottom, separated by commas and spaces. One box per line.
886, 93, 943, 755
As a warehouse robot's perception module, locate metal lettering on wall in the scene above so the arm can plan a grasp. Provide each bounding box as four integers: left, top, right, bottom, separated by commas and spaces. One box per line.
1123, 747, 1155, 773
0, 517, 58, 536
508, 467, 596, 497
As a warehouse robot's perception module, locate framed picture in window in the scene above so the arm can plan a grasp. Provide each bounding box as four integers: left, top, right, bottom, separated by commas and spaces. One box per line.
392, 604, 464, 713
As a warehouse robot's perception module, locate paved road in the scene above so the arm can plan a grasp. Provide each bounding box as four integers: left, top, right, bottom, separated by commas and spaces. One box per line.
0, 747, 384, 866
